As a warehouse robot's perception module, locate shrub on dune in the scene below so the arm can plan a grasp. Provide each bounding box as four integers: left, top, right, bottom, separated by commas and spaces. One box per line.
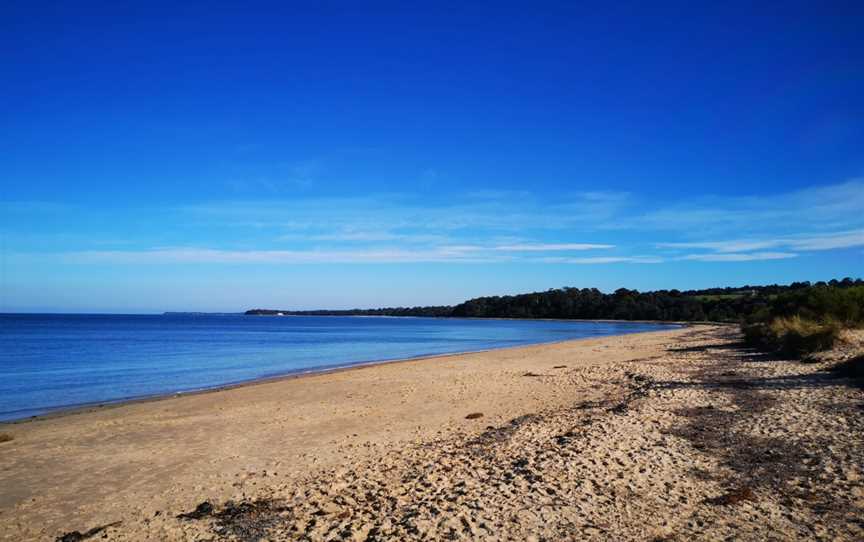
767, 316, 841, 357
771, 285, 864, 327
741, 322, 769, 348
741, 284, 862, 358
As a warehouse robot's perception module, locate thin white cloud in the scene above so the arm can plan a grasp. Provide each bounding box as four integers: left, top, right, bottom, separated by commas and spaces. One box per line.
308, 231, 401, 242
494, 243, 614, 251
441, 245, 485, 253
7, 179, 862, 268
679, 252, 798, 262
658, 229, 864, 254
183, 180, 864, 245
786, 230, 864, 251
179, 190, 635, 234
289, 231, 449, 244
55, 247, 510, 265
657, 240, 782, 253
540, 256, 664, 264
17, 245, 652, 266
636, 179, 864, 235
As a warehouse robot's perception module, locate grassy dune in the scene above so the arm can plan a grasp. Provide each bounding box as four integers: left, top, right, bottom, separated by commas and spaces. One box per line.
742, 285, 864, 357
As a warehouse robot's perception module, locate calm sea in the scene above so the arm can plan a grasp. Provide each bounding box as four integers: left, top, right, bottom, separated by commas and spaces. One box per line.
0, 314, 678, 421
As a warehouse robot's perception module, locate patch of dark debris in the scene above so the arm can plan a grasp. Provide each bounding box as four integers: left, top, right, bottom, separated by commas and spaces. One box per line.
608, 372, 656, 414
176, 499, 291, 542
665, 335, 864, 531
176, 501, 214, 520
669, 366, 813, 501
703, 486, 757, 506
574, 400, 608, 410
468, 414, 542, 448
55, 522, 121, 542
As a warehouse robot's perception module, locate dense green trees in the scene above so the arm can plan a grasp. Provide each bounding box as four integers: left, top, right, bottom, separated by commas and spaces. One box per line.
247, 278, 863, 323
762, 284, 864, 325
741, 284, 864, 357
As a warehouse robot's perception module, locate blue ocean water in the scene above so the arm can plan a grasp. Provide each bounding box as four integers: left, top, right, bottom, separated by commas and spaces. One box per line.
0, 314, 678, 421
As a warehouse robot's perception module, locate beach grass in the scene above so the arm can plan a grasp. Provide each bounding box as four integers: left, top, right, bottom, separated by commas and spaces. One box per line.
742, 284, 863, 358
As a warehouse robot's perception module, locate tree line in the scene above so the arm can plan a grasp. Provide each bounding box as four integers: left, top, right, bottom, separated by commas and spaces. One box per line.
246, 277, 863, 323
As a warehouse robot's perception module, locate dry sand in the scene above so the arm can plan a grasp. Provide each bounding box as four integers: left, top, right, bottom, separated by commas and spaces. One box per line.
1, 325, 862, 541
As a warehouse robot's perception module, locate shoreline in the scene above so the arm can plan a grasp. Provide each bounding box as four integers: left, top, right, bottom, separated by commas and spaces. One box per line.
3, 311, 703, 326
1, 323, 687, 426
0, 326, 694, 540
2, 324, 862, 541
244, 313, 701, 325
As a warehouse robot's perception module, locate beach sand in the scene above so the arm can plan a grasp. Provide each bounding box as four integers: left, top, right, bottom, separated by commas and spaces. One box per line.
1, 325, 862, 541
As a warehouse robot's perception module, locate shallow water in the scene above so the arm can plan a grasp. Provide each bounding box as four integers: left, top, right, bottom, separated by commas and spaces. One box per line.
0, 314, 678, 421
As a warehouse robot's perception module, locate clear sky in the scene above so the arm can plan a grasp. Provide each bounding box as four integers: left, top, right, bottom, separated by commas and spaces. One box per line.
2, 2, 863, 313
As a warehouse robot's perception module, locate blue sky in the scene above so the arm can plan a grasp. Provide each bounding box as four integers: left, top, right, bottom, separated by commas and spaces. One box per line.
1, 2, 862, 313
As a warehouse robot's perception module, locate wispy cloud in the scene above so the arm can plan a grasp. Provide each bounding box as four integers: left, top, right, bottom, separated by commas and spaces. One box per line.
678, 252, 798, 262
786, 230, 864, 251
33, 247, 655, 266
56, 247, 511, 265
284, 230, 449, 244
636, 180, 864, 235
657, 240, 782, 253
494, 243, 614, 251
539, 256, 664, 264
184, 179, 864, 242
7, 179, 863, 268
179, 190, 636, 234
659, 230, 864, 254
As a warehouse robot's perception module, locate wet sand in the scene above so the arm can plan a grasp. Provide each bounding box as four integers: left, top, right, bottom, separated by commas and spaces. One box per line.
1, 325, 862, 541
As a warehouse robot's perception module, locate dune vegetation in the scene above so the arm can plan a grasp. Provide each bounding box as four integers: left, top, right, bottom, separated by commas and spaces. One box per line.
742, 285, 864, 357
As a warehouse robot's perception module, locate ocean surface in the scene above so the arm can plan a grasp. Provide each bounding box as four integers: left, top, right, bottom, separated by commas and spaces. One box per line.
0, 314, 679, 421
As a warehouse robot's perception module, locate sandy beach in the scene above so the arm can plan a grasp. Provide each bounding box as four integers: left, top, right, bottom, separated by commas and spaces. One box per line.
1, 325, 862, 541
